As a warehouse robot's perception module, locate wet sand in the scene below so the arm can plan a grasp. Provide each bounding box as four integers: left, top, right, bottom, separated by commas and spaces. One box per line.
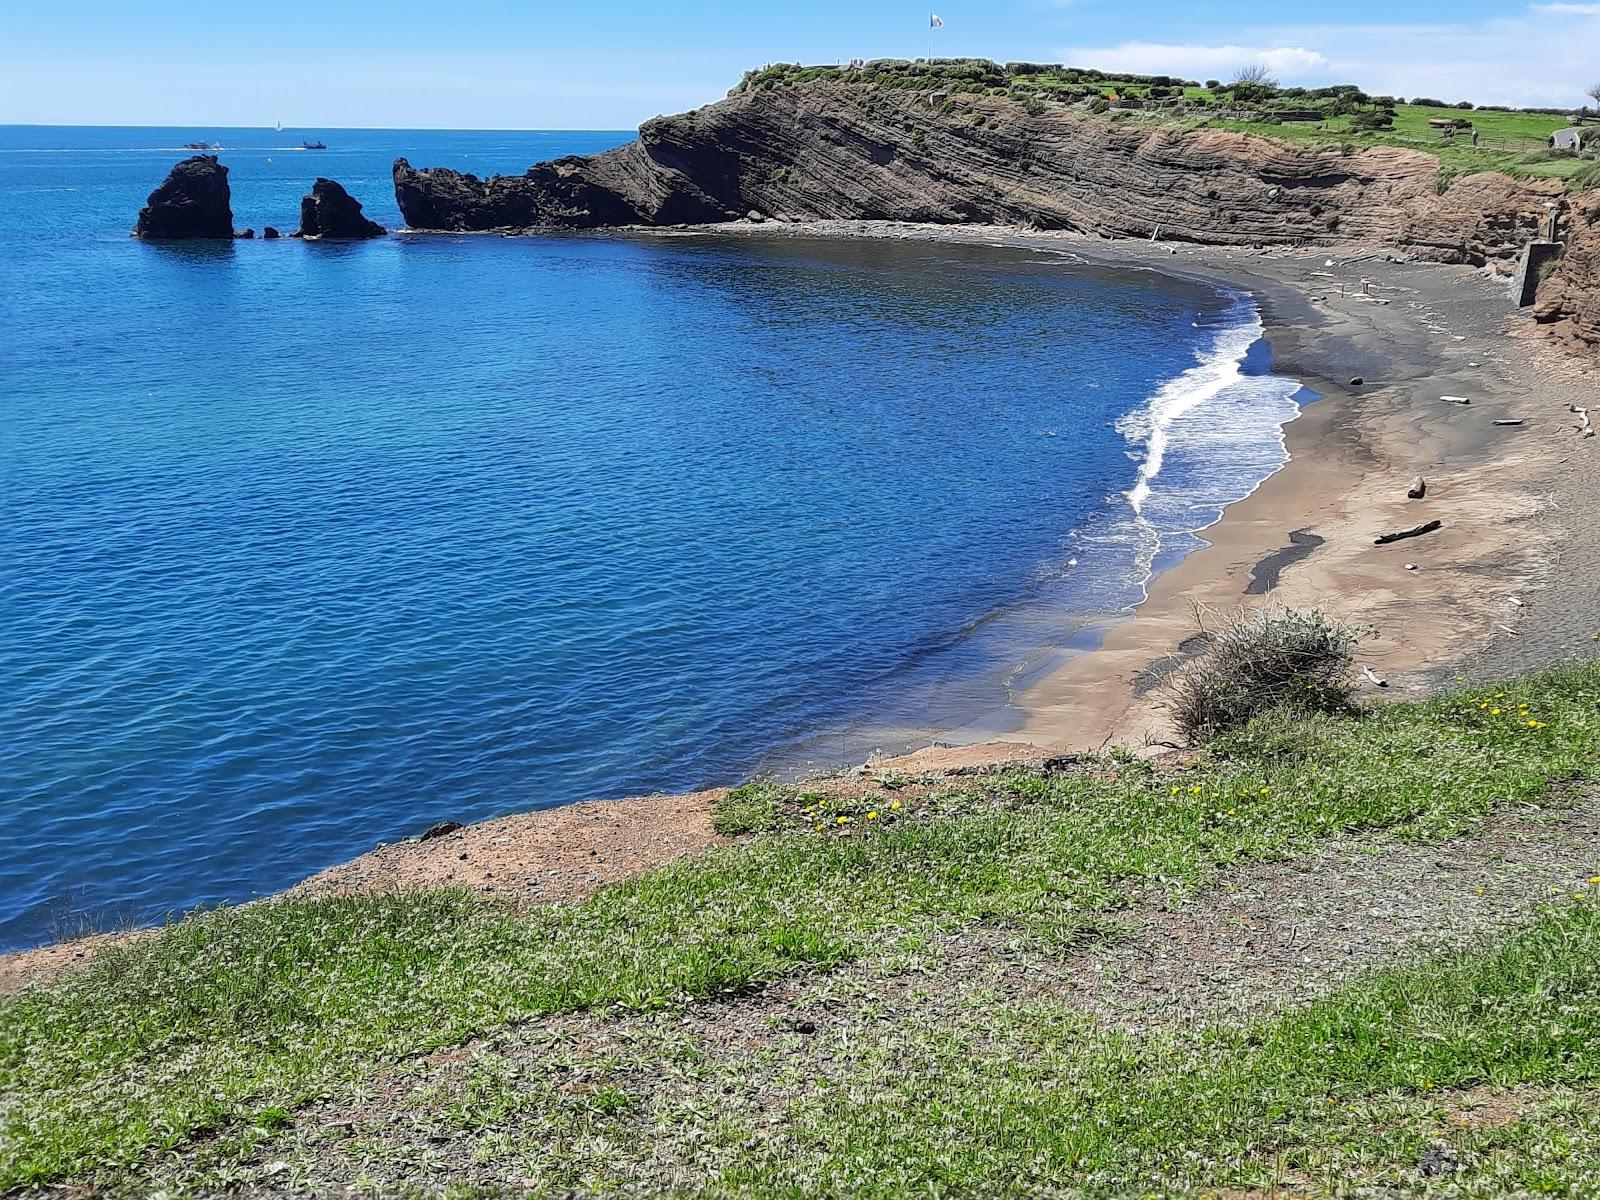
730, 223, 1598, 751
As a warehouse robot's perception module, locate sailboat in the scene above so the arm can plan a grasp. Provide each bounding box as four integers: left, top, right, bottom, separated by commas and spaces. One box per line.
275, 119, 283, 133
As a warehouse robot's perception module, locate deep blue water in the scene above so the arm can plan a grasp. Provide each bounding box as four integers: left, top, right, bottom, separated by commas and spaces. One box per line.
0, 125, 1303, 950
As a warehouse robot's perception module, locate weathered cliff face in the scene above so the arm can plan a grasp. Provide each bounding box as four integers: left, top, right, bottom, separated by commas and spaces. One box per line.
134, 155, 235, 239
1534, 193, 1600, 347
296, 178, 387, 240
392, 85, 1562, 265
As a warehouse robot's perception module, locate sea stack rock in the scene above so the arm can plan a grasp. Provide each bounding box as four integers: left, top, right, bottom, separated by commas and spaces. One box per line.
296, 178, 386, 239
133, 155, 235, 239
263, 226, 281, 240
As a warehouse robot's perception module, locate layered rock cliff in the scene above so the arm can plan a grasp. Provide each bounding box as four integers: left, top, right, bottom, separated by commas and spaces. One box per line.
392, 84, 1563, 265
134, 155, 235, 239
1534, 193, 1600, 347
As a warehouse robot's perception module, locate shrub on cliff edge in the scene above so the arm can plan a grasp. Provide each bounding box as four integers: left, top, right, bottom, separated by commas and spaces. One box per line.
1164, 607, 1366, 743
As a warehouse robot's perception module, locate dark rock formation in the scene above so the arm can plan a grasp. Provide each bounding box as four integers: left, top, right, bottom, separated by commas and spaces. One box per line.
133, 155, 235, 239
236, 228, 255, 239
1534, 192, 1600, 348
263, 226, 281, 240
296, 178, 386, 239
391, 84, 1561, 265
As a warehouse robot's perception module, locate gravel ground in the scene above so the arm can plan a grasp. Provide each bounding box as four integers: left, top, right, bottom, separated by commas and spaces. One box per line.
132, 789, 1600, 1198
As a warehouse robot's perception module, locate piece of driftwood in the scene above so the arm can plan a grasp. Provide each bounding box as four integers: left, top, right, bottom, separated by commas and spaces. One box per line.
1573, 405, 1595, 439
1375, 520, 1443, 546
1439, 395, 1471, 405
1361, 665, 1390, 688
1494, 419, 1525, 427
1407, 476, 1427, 499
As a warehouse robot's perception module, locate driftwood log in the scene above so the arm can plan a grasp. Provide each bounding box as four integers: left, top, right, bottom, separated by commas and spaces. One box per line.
1407, 476, 1428, 499
1361, 665, 1390, 688
1375, 520, 1443, 546
1573, 405, 1595, 439
1439, 395, 1471, 405
1493, 419, 1525, 427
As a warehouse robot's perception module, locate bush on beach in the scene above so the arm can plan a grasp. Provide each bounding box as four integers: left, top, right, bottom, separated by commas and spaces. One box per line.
1164, 607, 1367, 743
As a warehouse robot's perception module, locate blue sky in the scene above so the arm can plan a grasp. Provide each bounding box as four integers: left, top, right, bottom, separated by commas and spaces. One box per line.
3, 0, 1597, 128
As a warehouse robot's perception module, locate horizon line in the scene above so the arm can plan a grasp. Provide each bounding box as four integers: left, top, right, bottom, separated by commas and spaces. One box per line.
0, 121, 644, 134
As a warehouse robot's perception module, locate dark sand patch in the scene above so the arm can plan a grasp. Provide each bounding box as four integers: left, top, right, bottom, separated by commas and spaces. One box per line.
1245, 527, 1325, 595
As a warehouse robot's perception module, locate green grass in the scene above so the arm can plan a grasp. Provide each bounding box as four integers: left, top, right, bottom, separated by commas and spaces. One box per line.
1194, 102, 1596, 188
3, 661, 1598, 1190
702, 899, 1600, 1197
709, 779, 792, 836
700, 902, 1600, 1200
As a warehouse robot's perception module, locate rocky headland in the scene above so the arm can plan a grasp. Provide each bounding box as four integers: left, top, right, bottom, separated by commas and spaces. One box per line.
295, 177, 387, 240
390, 80, 1599, 344
390, 84, 1551, 260
132, 154, 236, 239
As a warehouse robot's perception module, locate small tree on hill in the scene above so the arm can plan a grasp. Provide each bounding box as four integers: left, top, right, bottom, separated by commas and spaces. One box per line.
1589, 82, 1600, 112
1230, 63, 1279, 89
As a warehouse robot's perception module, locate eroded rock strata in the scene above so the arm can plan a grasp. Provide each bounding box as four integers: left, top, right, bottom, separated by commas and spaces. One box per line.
296, 178, 387, 240
1534, 192, 1600, 347
391, 85, 1561, 266
133, 155, 235, 239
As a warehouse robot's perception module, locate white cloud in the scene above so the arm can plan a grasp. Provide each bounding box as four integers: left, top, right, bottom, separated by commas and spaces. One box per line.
1061, 42, 1330, 82
1067, 8, 1600, 108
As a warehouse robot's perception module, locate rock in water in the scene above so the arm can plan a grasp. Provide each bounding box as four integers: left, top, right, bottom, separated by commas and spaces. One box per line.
263, 226, 282, 240
296, 178, 387, 239
133, 155, 234, 239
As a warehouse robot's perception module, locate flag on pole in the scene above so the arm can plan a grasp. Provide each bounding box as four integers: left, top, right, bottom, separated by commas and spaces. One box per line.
930, 13, 944, 27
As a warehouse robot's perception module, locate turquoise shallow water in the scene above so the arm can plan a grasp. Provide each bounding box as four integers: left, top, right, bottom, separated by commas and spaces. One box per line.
0, 126, 1303, 950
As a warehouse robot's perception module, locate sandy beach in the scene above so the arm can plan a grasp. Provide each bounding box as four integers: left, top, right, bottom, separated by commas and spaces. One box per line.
700, 221, 1600, 751
5, 222, 1597, 987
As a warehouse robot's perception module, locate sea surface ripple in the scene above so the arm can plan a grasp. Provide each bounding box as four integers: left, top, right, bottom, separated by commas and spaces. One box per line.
0, 126, 1304, 949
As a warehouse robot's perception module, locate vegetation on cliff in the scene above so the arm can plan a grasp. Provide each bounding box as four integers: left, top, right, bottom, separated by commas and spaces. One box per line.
735, 59, 1600, 191
3, 658, 1598, 1194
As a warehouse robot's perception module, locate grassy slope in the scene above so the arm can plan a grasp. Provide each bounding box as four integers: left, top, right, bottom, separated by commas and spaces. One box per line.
2, 662, 1599, 1191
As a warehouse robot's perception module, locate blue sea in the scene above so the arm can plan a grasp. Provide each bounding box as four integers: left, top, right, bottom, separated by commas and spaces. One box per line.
0, 125, 1305, 951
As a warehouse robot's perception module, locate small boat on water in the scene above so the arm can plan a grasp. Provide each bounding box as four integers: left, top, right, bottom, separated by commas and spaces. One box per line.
183, 140, 223, 150
302, 139, 327, 150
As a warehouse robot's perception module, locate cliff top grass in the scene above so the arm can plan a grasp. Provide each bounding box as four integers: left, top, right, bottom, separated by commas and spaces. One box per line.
2, 658, 1598, 1193
738, 58, 1600, 190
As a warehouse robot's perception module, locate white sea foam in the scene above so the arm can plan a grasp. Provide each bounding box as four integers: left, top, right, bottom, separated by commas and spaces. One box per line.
1114, 292, 1304, 596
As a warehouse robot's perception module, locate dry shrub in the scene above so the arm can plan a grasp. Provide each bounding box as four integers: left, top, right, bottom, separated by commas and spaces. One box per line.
1164, 607, 1367, 743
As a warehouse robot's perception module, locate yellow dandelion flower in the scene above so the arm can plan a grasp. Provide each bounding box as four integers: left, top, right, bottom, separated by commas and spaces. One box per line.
866, 811, 878, 820
889, 800, 901, 811
1191, 785, 1202, 794
836, 816, 850, 825
1490, 708, 1501, 716
1589, 876, 1600, 885
1259, 786, 1270, 795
